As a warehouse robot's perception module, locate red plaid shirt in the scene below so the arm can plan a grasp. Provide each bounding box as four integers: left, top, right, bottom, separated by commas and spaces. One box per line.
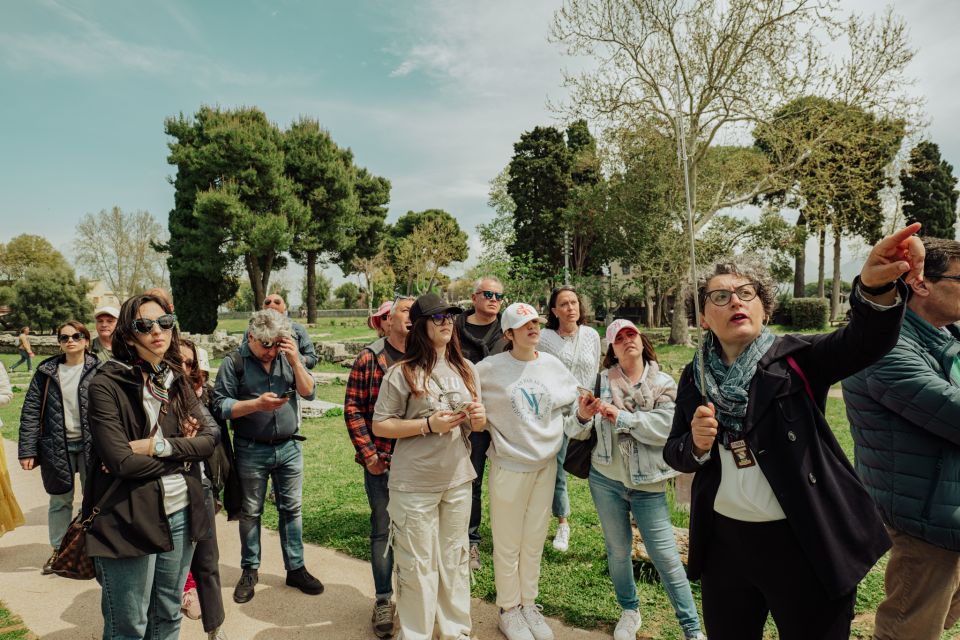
344, 340, 396, 466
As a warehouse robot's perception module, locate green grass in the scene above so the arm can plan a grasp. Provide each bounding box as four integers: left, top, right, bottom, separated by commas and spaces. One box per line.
0, 601, 33, 639
216, 315, 376, 343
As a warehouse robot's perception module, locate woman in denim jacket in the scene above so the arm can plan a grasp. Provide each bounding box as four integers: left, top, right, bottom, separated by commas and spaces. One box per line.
568, 319, 704, 640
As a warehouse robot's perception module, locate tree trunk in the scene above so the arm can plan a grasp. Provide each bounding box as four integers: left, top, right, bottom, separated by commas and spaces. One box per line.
794, 212, 807, 298
247, 255, 266, 309
831, 230, 842, 321
817, 228, 826, 298
306, 250, 317, 324
669, 281, 691, 345
644, 282, 655, 328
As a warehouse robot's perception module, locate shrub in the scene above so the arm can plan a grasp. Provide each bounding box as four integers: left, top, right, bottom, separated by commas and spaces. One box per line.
788, 297, 829, 329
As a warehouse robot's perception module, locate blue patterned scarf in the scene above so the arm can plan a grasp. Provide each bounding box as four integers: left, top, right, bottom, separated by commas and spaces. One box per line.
693, 328, 776, 447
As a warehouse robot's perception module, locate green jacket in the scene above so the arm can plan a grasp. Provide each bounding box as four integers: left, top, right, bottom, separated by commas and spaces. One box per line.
843, 308, 960, 551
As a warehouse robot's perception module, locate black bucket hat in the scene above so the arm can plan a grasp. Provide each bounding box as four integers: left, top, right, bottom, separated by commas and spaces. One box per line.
409, 293, 463, 324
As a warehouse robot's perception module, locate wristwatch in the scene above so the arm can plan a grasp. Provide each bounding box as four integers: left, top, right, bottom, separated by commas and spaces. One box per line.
153, 437, 167, 457
859, 279, 896, 295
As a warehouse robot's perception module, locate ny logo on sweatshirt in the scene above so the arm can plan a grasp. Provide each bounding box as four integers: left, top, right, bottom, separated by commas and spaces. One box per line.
509, 377, 551, 420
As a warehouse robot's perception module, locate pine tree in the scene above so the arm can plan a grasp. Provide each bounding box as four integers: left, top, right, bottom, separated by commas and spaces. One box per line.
901, 141, 959, 239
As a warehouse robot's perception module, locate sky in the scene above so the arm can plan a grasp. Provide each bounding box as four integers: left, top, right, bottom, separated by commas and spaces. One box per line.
1, 0, 958, 303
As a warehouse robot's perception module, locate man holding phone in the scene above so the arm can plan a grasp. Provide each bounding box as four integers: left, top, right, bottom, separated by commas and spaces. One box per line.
212, 309, 322, 605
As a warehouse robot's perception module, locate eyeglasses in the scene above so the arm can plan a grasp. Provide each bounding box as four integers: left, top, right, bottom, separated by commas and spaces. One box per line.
263, 298, 283, 306
58, 332, 85, 344
927, 273, 960, 282
478, 290, 505, 301
259, 339, 283, 349
430, 313, 455, 326
182, 359, 195, 368
131, 314, 177, 334
703, 283, 760, 307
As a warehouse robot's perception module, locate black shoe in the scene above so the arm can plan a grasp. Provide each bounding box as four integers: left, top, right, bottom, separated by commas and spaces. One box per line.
42, 549, 58, 575
233, 568, 258, 603
286, 566, 324, 595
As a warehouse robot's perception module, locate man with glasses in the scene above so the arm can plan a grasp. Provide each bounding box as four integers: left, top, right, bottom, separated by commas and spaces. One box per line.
344, 295, 415, 638
212, 309, 323, 604
844, 237, 960, 640
454, 276, 507, 570
262, 294, 318, 370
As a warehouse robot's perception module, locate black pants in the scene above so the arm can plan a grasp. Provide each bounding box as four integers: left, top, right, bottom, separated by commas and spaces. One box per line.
193, 482, 225, 633
467, 430, 491, 546
700, 513, 855, 640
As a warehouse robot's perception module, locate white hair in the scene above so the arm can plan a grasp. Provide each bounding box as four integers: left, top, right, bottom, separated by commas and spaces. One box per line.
473, 275, 503, 292
248, 309, 292, 342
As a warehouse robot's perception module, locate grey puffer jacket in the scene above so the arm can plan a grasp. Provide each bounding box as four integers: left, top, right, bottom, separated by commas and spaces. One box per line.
843, 308, 960, 551
18, 353, 100, 495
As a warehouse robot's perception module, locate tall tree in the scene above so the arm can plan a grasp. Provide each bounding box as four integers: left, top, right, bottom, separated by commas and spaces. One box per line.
164, 106, 308, 331
73, 207, 168, 301
10, 266, 92, 333
901, 141, 959, 239
387, 209, 468, 293
336, 167, 391, 285
283, 118, 359, 323
0, 234, 70, 282
552, 0, 916, 343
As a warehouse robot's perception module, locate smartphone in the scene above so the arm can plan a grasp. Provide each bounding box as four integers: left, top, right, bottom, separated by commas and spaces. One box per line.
281, 388, 297, 398
576, 386, 595, 399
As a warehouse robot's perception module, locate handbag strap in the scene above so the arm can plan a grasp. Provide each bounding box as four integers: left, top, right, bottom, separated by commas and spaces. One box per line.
81, 478, 123, 528
786, 355, 814, 401
39, 376, 51, 426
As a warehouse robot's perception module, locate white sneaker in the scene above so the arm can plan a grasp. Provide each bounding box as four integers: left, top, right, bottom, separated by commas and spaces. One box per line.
613, 609, 642, 640
686, 634, 706, 640
522, 604, 554, 640
207, 628, 227, 640
499, 605, 535, 640
552, 523, 570, 552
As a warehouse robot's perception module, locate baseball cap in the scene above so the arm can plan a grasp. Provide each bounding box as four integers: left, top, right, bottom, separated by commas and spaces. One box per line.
195, 346, 211, 373
368, 300, 393, 330
606, 318, 640, 341
501, 302, 545, 332
409, 293, 463, 324
94, 306, 120, 319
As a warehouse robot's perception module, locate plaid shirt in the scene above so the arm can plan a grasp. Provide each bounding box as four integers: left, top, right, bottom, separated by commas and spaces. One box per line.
344, 339, 396, 466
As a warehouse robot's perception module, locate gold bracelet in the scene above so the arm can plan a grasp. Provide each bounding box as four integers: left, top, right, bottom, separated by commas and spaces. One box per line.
419, 423, 427, 436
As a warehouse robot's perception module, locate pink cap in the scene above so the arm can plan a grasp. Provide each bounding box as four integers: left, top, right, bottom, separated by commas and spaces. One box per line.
367, 300, 393, 330
606, 318, 640, 341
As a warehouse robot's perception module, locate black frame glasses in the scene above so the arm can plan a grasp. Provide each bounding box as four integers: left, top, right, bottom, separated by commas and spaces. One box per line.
259, 339, 283, 349
478, 290, 505, 301
926, 273, 960, 282
430, 313, 455, 326
131, 314, 177, 334
263, 298, 283, 306
703, 283, 761, 307
58, 332, 85, 344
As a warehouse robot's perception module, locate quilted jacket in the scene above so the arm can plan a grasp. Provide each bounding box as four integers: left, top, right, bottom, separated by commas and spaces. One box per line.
843, 308, 960, 551
18, 353, 100, 495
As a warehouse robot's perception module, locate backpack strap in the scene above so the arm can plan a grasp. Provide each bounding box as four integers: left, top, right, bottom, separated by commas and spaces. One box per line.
786, 355, 814, 401
594, 372, 601, 397
228, 350, 244, 382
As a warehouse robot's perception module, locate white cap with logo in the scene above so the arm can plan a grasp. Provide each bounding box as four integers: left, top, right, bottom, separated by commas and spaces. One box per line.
94, 306, 120, 319
501, 302, 546, 332
606, 318, 640, 341
195, 346, 211, 373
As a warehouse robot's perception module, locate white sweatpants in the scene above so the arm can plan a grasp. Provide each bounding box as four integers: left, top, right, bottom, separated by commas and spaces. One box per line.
387, 481, 472, 640
489, 460, 556, 610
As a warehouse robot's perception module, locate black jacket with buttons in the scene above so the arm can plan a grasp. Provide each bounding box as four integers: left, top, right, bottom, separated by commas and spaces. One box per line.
664, 279, 907, 599
18, 353, 100, 495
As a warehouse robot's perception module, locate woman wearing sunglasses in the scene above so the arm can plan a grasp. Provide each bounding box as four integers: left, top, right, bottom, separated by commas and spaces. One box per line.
18, 320, 100, 574
538, 285, 601, 553
373, 292, 486, 640
664, 225, 925, 640
82, 293, 219, 640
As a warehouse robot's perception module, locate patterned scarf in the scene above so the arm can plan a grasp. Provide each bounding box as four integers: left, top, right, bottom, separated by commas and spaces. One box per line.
693, 328, 776, 447
138, 359, 171, 404
608, 360, 676, 458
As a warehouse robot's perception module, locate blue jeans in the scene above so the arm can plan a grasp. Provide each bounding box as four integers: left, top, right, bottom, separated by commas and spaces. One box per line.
553, 434, 570, 518
364, 467, 393, 600
234, 436, 304, 571
48, 439, 86, 547
11, 349, 31, 371
95, 508, 195, 640
588, 468, 702, 638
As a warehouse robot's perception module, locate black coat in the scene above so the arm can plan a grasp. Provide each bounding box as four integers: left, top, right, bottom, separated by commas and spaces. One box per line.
18, 353, 100, 495
81, 360, 219, 559
454, 310, 505, 364
663, 281, 906, 599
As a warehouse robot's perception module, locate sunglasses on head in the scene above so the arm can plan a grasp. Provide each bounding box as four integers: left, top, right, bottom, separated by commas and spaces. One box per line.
478, 290, 504, 301
430, 313, 455, 326
58, 332, 85, 344
131, 314, 177, 334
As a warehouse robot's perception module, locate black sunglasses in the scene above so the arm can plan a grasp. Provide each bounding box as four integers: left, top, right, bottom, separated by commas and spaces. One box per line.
263, 298, 283, 305
478, 290, 505, 301
926, 273, 960, 282
182, 359, 195, 368
131, 314, 177, 334
259, 339, 283, 349
58, 332, 85, 344
430, 313, 455, 326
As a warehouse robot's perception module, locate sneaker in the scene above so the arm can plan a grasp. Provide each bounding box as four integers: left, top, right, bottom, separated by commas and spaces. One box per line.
613, 609, 642, 640
372, 598, 395, 638
41, 548, 58, 575
207, 627, 228, 640
469, 544, 482, 571
685, 634, 706, 640
552, 523, 570, 552
521, 604, 554, 640
499, 606, 535, 640
181, 587, 202, 620
233, 568, 258, 603
286, 566, 324, 595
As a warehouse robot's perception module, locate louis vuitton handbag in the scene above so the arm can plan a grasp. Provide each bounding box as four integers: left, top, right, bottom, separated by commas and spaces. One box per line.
51, 479, 121, 580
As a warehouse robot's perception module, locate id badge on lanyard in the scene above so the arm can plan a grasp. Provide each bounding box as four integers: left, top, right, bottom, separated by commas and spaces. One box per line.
728, 439, 757, 469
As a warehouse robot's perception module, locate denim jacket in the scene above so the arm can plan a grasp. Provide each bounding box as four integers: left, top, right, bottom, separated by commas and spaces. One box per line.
565, 367, 679, 486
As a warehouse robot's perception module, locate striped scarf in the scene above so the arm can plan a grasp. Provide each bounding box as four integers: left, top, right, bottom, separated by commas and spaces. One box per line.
141, 360, 171, 404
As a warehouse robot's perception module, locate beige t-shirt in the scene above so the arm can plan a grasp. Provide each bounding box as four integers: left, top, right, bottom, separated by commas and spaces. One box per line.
373, 359, 480, 493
